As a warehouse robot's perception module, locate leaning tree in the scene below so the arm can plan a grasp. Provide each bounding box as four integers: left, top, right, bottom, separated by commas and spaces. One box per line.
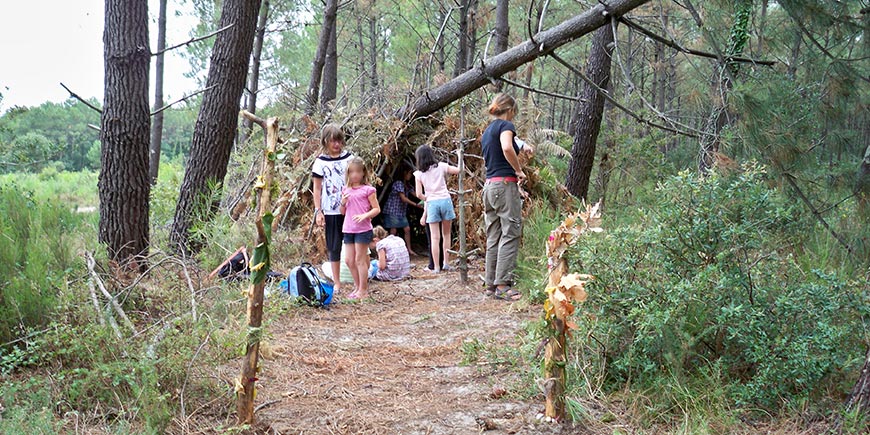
170, 0, 262, 254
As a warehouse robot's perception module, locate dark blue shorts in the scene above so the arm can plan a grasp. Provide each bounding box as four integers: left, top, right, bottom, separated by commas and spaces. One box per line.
343, 230, 374, 245
384, 214, 410, 229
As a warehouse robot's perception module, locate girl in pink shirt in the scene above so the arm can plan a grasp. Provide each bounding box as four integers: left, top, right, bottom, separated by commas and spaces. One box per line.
414, 145, 460, 273
340, 157, 380, 299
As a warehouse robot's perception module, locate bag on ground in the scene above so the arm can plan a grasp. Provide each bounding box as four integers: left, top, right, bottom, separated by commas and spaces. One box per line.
285, 262, 332, 306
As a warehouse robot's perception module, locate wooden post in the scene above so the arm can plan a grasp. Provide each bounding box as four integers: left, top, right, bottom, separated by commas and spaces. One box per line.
544, 257, 568, 419
456, 104, 469, 283
236, 111, 279, 425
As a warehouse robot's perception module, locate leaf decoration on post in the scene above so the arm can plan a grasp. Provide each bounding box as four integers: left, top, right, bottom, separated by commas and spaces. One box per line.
542, 201, 602, 421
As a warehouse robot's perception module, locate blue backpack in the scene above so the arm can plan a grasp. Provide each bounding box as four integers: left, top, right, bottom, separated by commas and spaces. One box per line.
284, 262, 333, 306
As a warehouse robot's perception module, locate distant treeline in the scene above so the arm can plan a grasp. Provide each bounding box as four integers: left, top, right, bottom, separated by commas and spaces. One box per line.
0, 99, 197, 173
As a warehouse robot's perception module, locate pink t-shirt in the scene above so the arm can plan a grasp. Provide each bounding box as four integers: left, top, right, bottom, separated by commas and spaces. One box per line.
413, 162, 451, 201
342, 185, 377, 234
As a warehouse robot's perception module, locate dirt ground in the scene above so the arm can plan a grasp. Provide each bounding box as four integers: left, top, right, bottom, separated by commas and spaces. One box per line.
225, 258, 578, 435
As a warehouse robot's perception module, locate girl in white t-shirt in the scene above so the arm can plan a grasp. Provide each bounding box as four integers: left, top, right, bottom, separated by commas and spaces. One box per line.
413, 145, 460, 273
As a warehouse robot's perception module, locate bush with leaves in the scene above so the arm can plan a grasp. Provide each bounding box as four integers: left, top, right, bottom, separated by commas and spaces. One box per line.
569, 164, 870, 409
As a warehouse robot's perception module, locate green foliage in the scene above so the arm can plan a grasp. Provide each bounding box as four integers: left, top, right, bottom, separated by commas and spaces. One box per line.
566, 165, 869, 410
0, 132, 61, 172
0, 185, 85, 344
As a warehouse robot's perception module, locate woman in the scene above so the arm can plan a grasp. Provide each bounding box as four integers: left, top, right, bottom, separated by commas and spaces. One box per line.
480, 94, 532, 301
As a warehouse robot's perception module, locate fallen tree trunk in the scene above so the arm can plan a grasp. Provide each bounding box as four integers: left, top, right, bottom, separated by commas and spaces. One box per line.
398, 0, 650, 119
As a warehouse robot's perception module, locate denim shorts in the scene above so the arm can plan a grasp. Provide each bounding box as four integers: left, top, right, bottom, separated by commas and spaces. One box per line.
426, 198, 456, 223
343, 230, 374, 244
383, 214, 410, 229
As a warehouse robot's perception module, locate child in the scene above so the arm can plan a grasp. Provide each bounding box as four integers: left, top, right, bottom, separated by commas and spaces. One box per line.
312, 124, 354, 294
414, 145, 460, 273
383, 166, 423, 256
340, 157, 380, 299
367, 226, 411, 281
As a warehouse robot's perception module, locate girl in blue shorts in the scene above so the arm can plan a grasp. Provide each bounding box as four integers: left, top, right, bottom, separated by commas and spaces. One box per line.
413, 145, 460, 273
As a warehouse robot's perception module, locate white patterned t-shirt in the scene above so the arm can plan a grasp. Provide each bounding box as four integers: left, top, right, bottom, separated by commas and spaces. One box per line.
311, 152, 353, 215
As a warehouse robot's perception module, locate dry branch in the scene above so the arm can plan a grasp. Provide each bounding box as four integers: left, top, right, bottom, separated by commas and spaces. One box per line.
85, 252, 137, 335
398, 0, 651, 119
619, 17, 776, 66
60, 82, 102, 114
151, 23, 236, 56
151, 85, 217, 116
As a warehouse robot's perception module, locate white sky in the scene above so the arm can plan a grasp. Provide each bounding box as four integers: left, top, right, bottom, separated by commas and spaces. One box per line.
0, 0, 200, 111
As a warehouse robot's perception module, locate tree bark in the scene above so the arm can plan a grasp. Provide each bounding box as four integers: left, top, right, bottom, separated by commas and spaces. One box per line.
306, 0, 338, 114
100, 0, 151, 267
148, 0, 167, 184
454, 0, 470, 77
399, 0, 650, 120
170, 0, 261, 254
322, 13, 338, 108
494, 0, 509, 55
369, 14, 379, 95
466, 0, 478, 69
565, 22, 615, 200
239, 0, 270, 146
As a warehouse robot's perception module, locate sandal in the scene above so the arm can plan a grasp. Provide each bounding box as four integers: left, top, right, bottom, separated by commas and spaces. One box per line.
484, 285, 497, 297
494, 287, 522, 301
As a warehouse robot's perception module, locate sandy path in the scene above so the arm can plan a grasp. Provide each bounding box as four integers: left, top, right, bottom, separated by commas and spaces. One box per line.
245, 260, 576, 435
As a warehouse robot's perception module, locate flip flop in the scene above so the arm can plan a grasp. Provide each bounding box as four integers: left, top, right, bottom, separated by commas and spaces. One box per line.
494, 287, 522, 301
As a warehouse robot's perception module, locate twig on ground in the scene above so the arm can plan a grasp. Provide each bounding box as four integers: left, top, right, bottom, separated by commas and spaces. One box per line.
86, 252, 137, 335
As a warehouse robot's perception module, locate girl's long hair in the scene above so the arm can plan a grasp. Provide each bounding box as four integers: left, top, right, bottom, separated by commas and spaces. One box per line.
415, 145, 438, 172
345, 157, 369, 186
320, 123, 345, 152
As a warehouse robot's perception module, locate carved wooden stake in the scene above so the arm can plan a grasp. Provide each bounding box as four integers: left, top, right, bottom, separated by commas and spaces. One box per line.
236, 111, 279, 425
544, 257, 568, 419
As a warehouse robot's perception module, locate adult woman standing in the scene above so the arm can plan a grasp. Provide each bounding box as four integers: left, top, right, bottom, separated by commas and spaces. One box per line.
480, 94, 531, 301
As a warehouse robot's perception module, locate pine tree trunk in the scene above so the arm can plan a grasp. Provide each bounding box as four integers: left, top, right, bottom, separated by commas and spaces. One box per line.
305, 0, 338, 114
494, 0, 509, 55
565, 22, 615, 200
369, 14, 379, 95
148, 0, 167, 184
100, 0, 151, 267
454, 0, 469, 77
356, 14, 367, 104
466, 0, 478, 69
239, 0, 270, 146
322, 15, 338, 109
170, 0, 261, 254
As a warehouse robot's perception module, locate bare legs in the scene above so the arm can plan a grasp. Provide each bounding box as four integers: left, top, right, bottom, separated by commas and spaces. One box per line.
345, 243, 371, 298
390, 226, 416, 256
427, 220, 453, 272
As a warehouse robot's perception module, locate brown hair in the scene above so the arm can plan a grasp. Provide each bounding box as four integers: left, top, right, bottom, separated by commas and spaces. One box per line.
488, 93, 517, 117
321, 123, 345, 151
345, 157, 369, 186
372, 226, 388, 240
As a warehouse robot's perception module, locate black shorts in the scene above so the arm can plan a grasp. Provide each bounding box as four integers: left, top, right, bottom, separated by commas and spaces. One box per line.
325, 214, 345, 262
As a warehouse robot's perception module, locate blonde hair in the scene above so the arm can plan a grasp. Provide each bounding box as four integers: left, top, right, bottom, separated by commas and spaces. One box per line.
345, 157, 369, 186
488, 93, 517, 117
320, 123, 345, 151
372, 226, 388, 240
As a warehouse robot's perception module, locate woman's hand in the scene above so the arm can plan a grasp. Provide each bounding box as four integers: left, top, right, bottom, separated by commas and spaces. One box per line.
315, 211, 325, 227
517, 170, 527, 184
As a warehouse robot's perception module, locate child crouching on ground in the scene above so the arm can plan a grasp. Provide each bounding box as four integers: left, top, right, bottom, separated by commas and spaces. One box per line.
368, 226, 411, 281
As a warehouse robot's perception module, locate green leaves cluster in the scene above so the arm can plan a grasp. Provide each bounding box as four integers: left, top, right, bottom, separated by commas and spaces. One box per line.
569, 164, 869, 409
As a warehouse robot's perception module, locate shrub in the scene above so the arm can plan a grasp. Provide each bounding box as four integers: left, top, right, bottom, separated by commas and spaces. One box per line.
568, 164, 870, 409
0, 185, 84, 344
